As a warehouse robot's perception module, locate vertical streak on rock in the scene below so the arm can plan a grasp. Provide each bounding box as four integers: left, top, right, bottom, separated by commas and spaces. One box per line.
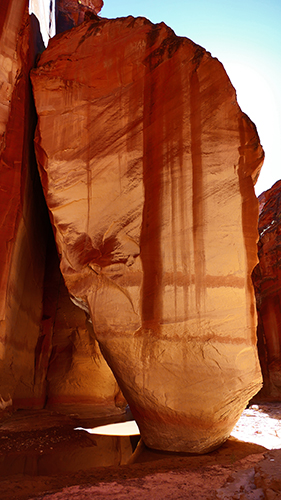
238, 115, 260, 344
179, 151, 190, 321
168, 126, 178, 318
163, 62, 185, 320
177, 70, 189, 319
190, 70, 206, 312
163, 93, 177, 318
141, 64, 163, 331
86, 101, 91, 235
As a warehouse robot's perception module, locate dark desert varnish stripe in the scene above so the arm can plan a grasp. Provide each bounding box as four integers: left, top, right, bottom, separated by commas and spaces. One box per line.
140, 34, 164, 331
190, 67, 206, 312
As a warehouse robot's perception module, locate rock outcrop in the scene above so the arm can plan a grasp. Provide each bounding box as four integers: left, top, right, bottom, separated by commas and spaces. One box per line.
56, 0, 104, 34
31, 15, 263, 453
252, 180, 281, 400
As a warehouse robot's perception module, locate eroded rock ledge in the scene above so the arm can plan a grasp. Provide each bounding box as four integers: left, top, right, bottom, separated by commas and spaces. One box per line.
31, 15, 263, 453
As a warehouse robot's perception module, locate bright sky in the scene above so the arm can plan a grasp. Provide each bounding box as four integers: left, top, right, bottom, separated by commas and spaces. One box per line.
100, 0, 281, 196
29, 0, 56, 46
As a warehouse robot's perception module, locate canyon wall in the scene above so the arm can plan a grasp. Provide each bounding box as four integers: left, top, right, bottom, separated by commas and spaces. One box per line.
31, 15, 263, 452
252, 180, 281, 400
0, 0, 47, 409
0, 1, 122, 417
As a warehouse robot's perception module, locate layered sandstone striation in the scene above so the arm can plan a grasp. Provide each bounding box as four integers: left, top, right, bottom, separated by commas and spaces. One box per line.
31, 15, 263, 453
252, 180, 281, 400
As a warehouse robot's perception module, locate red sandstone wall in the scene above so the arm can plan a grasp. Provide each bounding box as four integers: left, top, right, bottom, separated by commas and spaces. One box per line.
0, 1, 121, 416
0, 0, 49, 408
253, 180, 281, 400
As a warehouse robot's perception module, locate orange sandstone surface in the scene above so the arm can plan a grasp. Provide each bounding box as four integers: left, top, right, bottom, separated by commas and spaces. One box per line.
31, 15, 264, 453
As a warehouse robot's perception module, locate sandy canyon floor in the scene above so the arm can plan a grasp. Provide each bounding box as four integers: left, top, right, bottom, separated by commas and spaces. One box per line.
0, 403, 281, 500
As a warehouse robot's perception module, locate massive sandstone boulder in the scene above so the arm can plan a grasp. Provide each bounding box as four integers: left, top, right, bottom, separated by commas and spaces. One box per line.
31, 15, 264, 453
252, 180, 281, 400
0, 0, 121, 416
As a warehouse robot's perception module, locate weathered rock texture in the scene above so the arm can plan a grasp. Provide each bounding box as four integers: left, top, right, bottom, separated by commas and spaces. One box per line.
31, 16, 263, 453
0, 0, 121, 417
252, 180, 281, 400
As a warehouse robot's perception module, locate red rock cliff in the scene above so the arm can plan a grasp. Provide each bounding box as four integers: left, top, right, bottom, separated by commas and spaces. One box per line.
31, 15, 264, 453
252, 180, 281, 400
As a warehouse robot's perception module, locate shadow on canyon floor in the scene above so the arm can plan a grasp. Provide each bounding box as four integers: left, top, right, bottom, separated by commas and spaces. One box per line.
0, 404, 280, 499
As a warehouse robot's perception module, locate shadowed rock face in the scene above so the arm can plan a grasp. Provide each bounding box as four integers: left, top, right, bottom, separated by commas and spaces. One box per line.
253, 180, 281, 400
56, 0, 104, 34
0, 0, 48, 408
0, 1, 121, 417
35, 236, 125, 417
31, 15, 263, 453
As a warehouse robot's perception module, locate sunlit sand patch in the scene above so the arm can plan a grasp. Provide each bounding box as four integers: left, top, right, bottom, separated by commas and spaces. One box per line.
231, 404, 281, 450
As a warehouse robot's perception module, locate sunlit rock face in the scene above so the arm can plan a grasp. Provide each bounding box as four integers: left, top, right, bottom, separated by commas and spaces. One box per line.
252, 180, 281, 400
31, 16, 263, 453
